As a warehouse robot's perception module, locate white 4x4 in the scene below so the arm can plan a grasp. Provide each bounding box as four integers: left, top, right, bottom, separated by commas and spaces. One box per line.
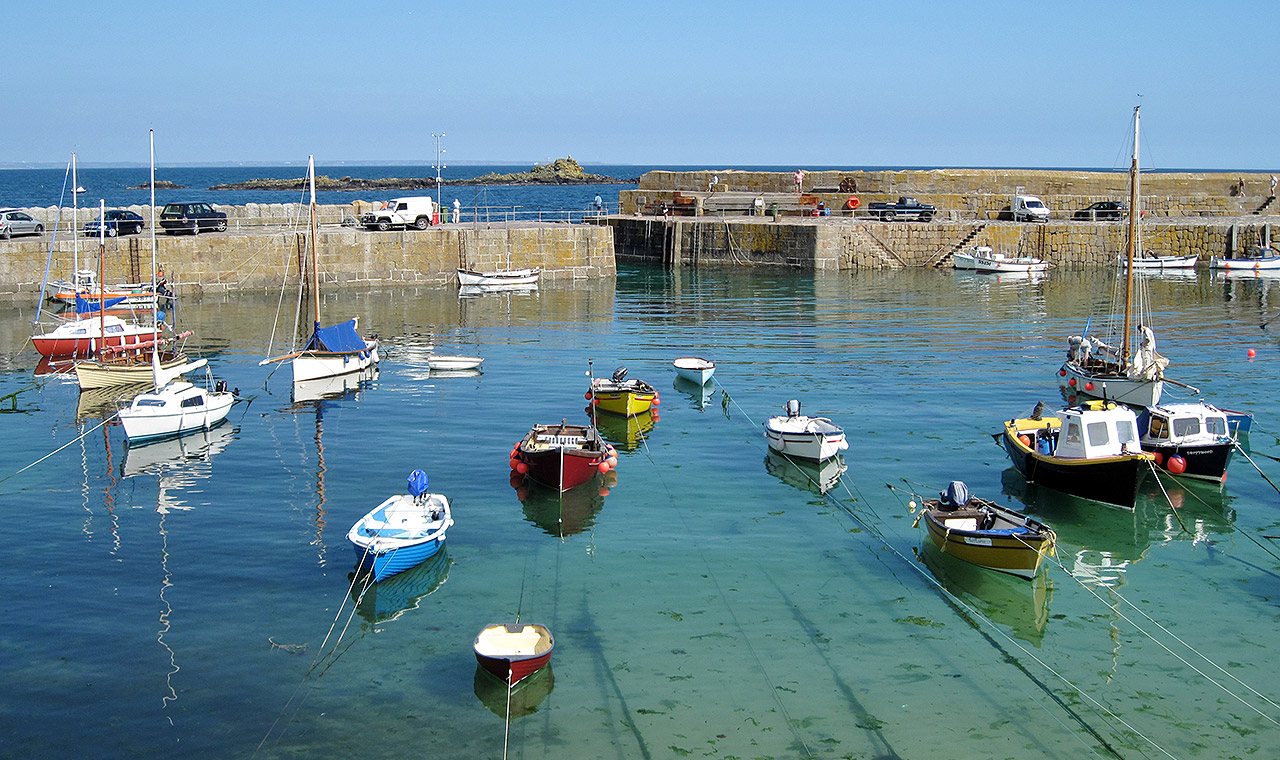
360, 196, 436, 230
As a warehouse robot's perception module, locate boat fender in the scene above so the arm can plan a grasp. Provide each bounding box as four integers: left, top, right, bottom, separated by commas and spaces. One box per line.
598, 461, 611, 474
845, 196, 860, 210
1018, 434, 1033, 449
584, 391, 592, 400
1167, 455, 1187, 474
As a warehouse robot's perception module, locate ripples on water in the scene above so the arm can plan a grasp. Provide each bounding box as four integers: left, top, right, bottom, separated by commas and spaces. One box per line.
1, 265, 1277, 758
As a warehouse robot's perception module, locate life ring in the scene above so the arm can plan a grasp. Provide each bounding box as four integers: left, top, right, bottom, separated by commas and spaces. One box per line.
845, 196, 860, 210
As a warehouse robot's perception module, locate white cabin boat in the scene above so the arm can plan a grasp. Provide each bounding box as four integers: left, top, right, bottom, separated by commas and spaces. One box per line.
763, 400, 848, 462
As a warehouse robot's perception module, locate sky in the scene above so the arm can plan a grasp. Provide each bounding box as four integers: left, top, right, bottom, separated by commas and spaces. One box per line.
4, 0, 1278, 170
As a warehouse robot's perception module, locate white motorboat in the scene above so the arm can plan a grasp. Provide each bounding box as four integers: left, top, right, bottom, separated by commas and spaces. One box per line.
1210, 246, 1280, 271
1123, 253, 1199, 270
119, 372, 236, 443
953, 246, 1047, 273
672, 356, 715, 385
426, 354, 484, 371
763, 400, 849, 462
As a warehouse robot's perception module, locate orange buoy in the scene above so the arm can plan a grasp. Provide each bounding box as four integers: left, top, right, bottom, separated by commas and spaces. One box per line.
1018, 434, 1032, 448
1168, 455, 1187, 474
598, 461, 611, 473
1059, 369, 1067, 377
585, 391, 593, 400
516, 462, 528, 474
845, 196, 860, 210
1248, 348, 1257, 358
1152, 451, 1165, 466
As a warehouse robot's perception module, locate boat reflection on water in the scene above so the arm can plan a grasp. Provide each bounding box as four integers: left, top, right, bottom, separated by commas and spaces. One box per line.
428, 367, 482, 379
459, 282, 539, 298
763, 450, 847, 495
349, 545, 452, 625
473, 662, 554, 718
514, 472, 614, 538
916, 542, 1054, 647
120, 422, 236, 480
953, 268, 1048, 287
292, 366, 378, 403
35, 355, 78, 377
77, 382, 151, 422
672, 375, 716, 411
588, 406, 655, 451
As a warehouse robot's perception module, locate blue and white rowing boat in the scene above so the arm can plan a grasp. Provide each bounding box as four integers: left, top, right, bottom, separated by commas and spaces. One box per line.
348, 469, 454, 582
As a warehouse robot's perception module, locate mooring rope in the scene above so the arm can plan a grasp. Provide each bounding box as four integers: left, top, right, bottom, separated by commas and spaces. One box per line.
0, 412, 119, 486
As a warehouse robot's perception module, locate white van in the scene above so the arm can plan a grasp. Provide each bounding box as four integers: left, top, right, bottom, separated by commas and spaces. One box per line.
1011, 194, 1051, 223
359, 196, 436, 230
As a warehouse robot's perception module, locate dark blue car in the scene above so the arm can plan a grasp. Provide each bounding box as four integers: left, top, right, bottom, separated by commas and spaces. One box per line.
83, 209, 145, 237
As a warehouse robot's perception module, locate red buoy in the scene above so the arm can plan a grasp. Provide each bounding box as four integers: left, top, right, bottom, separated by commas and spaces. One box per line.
652, 397, 660, 406
584, 391, 592, 400
1059, 369, 1067, 377
598, 461, 611, 473
1152, 451, 1165, 466
516, 462, 528, 474
1248, 348, 1257, 358
1085, 381, 1094, 391
1068, 378, 1077, 387
1168, 455, 1187, 474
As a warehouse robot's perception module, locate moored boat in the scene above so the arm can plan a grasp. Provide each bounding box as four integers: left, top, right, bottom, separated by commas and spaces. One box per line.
457, 267, 541, 287
998, 399, 1154, 509
74, 349, 201, 390
763, 399, 849, 462
512, 421, 615, 492
672, 356, 716, 385
953, 245, 1048, 273
1210, 246, 1280, 271
32, 312, 154, 358
1123, 253, 1199, 270
473, 623, 554, 685
347, 469, 454, 583
919, 481, 1057, 580
1136, 401, 1236, 483
588, 366, 659, 417
119, 360, 236, 444
426, 354, 484, 371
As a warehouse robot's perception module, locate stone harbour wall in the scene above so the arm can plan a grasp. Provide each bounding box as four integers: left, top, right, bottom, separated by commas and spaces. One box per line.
610, 217, 1275, 270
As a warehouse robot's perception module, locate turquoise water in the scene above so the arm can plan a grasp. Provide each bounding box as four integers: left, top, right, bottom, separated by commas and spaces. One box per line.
1, 266, 1278, 759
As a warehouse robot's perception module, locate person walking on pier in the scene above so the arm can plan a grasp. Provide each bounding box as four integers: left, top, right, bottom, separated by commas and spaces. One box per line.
1270, 175, 1277, 198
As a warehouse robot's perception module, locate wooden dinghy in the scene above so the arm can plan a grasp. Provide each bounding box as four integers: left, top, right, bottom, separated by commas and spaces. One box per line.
473, 623, 554, 685
919, 481, 1056, 580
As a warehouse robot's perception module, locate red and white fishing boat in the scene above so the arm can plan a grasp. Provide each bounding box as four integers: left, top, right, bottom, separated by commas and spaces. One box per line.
510, 421, 616, 492
32, 313, 154, 358
473, 623, 554, 685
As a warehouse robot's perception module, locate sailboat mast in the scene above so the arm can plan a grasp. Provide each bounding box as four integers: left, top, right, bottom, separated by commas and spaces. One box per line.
150, 130, 161, 390
309, 156, 320, 329
72, 152, 79, 281
1121, 105, 1140, 364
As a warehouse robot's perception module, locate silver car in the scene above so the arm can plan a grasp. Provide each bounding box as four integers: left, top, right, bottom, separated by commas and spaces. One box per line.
0, 208, 44, 239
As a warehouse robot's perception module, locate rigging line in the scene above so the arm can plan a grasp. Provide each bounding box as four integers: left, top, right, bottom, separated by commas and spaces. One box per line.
1144, 463, 1192, 535
253, 553, 375, 756
0, 412, 118, 486
634, 427, 817, 760
1045, 550, 1280, 729
1233, 443, 1280, 497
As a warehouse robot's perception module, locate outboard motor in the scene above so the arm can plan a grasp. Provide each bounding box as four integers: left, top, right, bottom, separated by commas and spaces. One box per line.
407, 469, 429, 503
785, 399, 802, 418
937, 481, 970, 511
215, 380, 227, 394
611, 366, 628, 383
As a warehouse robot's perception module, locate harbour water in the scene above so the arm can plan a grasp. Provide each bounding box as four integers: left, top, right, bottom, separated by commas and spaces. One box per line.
1, 265, 1278, 758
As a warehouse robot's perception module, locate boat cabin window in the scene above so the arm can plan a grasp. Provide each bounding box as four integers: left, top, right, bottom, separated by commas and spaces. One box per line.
1172, 417, 1201, 437
1086, 421, 1111, 447
1115, 419, 1138, 448
1205, 416, 1227, 436
180, 396, 205, 408
137, 399, 166, 407
1147, 416, 1169, 439
1064, 421, 1082, 444
105, 325, 123, 334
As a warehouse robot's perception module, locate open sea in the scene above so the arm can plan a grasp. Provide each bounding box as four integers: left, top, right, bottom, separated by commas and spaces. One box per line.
2, 261, 1280, 758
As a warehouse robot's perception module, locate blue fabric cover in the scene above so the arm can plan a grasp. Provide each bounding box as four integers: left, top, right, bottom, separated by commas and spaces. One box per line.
939, 481, 970, 507
983, 527, 1031, 535
75, 295, 127, 314
407, 469, 429, 497
304, 319, 366, 353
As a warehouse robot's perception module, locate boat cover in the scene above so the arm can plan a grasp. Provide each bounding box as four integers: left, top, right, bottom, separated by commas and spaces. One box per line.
938, 481, 970, 508
305, 319, 366, 353
407, 469, 429, 497
75, 295, 128, 314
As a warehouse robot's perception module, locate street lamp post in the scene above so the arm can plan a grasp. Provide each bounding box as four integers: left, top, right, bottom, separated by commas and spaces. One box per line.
432, 133, 446, 208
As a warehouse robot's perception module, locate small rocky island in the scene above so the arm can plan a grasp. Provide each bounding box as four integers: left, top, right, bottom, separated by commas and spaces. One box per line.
207, 157, 633, 191
127, 180, 186, 189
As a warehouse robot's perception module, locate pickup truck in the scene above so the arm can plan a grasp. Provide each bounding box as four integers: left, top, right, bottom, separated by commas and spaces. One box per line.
867, 197, 936, 222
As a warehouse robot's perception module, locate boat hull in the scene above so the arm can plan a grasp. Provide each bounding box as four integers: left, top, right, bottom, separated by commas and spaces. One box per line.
1058, 361, 1161, 408
355, 536, 445, 583
473, 623, 554, 685
457, 268, 540, 286
1210, 255, 1280, 270
763, 414, 849, 462
32, 317, 154, 358
426, 355, 483, 370
1124, 254, 1199, 270
291, 341, 379, 383
1148, 441, 1235, 483
348, 493, 453, 583
589, 378, 659, 417
672, 357, 715, 385
74, 354, 193, 390
922, 500, 1056, 580
1000, 425, 1150, 509
515, 423, 610, 492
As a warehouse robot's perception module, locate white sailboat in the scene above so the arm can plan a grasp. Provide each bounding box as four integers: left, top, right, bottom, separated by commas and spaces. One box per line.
260, 156, 379, 384
1058, 106, 1169, 407
119, 130, 236, 443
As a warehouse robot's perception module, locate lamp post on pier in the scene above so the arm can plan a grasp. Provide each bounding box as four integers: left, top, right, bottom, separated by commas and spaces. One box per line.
432, 133, 446, 208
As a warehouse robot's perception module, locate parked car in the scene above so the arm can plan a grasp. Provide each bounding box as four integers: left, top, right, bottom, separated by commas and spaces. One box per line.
1, 208, 44, 239
358, 196, 437, 230
1073, 201, 1127, 221
83, 209, 145, 237
1010, 194, 1051, 222
159, 202, 227, 235
867, 196, 937, 222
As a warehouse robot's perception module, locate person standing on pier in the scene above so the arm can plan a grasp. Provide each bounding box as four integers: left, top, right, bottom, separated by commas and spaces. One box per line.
793, 169, 805, 193
594, 193, 604, 214
453, 198, 461, 223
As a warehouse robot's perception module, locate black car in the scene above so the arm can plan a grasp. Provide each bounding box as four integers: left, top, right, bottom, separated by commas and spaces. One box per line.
159, 202, 228, 235
83, 209, 145, 237
1073, 201, 1127, 221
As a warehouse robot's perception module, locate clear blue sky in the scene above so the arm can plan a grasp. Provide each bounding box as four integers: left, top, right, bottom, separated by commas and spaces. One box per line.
5, 0, 1277, 170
